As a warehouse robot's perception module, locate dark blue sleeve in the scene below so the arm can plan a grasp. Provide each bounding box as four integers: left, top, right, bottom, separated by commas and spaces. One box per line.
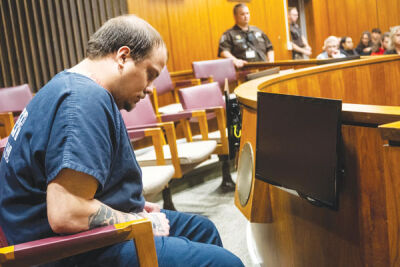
45, 87, 118, 189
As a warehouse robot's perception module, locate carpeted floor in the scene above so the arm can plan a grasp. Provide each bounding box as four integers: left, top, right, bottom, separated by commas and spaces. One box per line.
152, 158, 252, 266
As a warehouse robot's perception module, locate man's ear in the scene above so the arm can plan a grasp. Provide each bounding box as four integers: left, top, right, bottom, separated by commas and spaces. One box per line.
116, 46, 132, 69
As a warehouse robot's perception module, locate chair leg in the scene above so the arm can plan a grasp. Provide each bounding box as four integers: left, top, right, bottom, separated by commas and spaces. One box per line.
162, 186, 177, 211
219, 155, 235, 192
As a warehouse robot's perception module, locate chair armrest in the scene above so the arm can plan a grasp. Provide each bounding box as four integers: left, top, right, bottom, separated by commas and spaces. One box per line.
161, 110, 210, 142
0, 219, 157, 267
186, 106, 229, 154
0, 112, 14, 138
160, 110, 198, 122
127, 123, 183, 178
0, 137, 8, 156
173, 78, 201, 88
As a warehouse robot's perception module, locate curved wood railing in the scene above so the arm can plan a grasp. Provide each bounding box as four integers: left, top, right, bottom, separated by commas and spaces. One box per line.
233, 55, 400, 267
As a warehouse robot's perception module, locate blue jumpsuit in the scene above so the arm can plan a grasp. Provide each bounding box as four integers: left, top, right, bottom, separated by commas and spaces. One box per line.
0, 71, 243, 266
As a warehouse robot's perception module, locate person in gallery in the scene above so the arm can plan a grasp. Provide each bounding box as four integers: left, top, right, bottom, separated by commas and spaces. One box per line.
218, 3, 274, 68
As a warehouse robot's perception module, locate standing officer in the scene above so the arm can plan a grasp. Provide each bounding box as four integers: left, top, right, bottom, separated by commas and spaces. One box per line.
288, 7, 312, 59
218, 3, 274, 68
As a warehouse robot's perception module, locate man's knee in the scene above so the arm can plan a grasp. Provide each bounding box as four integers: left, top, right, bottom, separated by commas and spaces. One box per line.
189, 214, 223, 246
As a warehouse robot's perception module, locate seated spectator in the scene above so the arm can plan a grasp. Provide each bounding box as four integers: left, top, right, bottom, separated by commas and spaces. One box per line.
317, 36, 346, 59
339, 36, 358, 56
371, 38, 383, 55
371, 32, 390, 55
384, 26, 400, 55
371, 28, 382, 44
382, 32, 391, 51
355, 31, 373, 55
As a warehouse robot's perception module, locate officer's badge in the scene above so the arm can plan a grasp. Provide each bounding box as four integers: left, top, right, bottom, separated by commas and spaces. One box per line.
236, 35, 241, 40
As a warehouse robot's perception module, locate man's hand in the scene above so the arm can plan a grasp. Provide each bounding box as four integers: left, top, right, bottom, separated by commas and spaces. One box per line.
144, 201, 161, 213
140, 211, 170, 236
233, 58, 247, 68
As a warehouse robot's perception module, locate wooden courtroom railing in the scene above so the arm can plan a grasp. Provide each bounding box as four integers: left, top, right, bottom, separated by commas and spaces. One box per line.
233, 55, 400, 267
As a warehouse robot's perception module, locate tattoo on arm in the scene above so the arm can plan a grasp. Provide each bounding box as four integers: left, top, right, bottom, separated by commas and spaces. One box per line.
88, 205, 118, 229
88, 204, 142, 229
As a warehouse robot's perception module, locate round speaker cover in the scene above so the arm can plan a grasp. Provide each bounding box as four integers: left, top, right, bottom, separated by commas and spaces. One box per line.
237, 142, 254, 207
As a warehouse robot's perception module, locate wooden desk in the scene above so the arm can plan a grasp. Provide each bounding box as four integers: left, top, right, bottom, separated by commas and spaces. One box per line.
234, 55, 400, 267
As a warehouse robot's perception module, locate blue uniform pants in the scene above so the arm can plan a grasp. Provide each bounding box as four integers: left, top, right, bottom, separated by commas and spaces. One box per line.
48, 209, 244, 267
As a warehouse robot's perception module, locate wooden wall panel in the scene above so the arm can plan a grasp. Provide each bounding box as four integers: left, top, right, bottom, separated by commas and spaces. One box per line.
128, 0, 291, 72
127, 0, 174, 70
377, 1, 400, 33
206, 0, 237, 59
165, 0, 214, 70
262, 0, 292, 60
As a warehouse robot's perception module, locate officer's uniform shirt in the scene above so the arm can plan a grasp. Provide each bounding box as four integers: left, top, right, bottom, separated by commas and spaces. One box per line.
290, 22, 305, 59
218, 25, 273, 62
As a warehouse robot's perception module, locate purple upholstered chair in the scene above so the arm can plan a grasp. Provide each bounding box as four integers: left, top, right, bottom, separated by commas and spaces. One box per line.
0, 84, 34, 138
152, 66, 201, 115
0, 218, 157, 266
0, 138, 158, 267
121, 95, 217, 210
192, 59, 237, 91
0, 84, 33, 114
178, 82, 235, 190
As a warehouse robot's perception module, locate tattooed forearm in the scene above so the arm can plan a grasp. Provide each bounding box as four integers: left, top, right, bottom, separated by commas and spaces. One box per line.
88, 204, 142, 229
88, 204, 117, 229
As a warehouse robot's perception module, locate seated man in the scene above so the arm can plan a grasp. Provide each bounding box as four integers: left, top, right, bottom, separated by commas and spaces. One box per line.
218, 3, 274, 68
0, 15, 243, 267
317, 36, 346, 59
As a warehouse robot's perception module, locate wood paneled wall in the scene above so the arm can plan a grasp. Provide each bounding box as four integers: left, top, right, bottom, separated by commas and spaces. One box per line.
129, 0, 400, 69
128, 0, 292, 72
306, 0, 400, 56
0, 0, 127, 91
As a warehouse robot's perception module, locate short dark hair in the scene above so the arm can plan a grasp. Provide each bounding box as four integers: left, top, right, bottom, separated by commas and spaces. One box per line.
233, 3, 247, 15
86, 15, 165, 62
372, 28, 381, 34
339, 36, 349, 49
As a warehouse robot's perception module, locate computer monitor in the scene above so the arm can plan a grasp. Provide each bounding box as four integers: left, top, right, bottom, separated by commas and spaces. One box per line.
255, 92, 342, 209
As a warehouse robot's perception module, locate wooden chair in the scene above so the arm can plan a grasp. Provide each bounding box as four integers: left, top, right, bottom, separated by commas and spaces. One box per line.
0, 139, 158, 267
121, 95, 217, 210
0, 113, 13, 139
0, 219, 158, 267
152, 66, 201, 115
0, 84, 33, 138
178, 82, 235, 190
192, 59, 238, 93
129, 127, 175, 201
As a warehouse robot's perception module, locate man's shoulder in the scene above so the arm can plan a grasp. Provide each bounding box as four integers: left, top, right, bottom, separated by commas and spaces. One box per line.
249, 25, 265, 34
223, 25, 242, 35
39, 71, 114, 110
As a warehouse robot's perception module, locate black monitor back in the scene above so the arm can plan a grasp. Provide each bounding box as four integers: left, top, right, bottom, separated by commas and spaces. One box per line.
255, 92, 342, 209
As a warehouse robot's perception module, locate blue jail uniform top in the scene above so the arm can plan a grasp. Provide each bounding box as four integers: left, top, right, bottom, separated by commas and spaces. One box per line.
0, 71, 145, 245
